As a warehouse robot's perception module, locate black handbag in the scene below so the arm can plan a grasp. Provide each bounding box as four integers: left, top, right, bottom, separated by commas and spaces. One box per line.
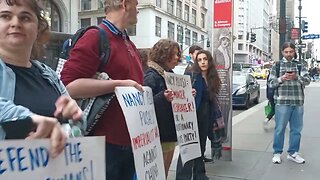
77, 72, 115, 135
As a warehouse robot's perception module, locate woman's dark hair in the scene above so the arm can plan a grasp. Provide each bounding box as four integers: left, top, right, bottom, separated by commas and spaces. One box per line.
281, 42, 296, 51
149, 39, 181, 70
3, 0, 50, 59
189, 45, 202, 54
191, 50, 221, 100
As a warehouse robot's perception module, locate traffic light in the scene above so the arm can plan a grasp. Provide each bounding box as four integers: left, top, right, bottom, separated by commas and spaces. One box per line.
250, 33, 256, 43
206, 41, 211, 47
302, 20, 308, 33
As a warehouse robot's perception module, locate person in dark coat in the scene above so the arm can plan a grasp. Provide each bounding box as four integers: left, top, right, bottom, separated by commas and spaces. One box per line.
143, 38, 181, 178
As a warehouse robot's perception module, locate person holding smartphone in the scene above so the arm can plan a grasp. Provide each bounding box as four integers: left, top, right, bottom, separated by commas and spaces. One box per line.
0, 0, 82, 157
268, 42, 311, 164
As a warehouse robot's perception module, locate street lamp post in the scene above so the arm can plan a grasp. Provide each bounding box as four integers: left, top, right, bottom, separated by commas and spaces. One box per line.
279, 0, 286, 59
298, 0, 302, 63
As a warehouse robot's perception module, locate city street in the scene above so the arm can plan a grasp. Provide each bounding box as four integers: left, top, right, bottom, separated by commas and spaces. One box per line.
168, 81, 320, 180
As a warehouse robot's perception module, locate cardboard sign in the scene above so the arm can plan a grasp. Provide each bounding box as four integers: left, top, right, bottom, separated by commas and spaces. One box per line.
0, 137, 105, 179
164, 72, 201, 165
115, 87, 166, 180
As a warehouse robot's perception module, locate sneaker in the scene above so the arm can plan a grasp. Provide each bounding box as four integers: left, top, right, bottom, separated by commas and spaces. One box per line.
287, 152, 305, 164
272, 153, 282, 164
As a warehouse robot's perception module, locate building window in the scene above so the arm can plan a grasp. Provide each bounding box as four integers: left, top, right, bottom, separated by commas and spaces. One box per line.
185, 29, 191, 45
177, 1, 182, 18
81, 18, 91, 28
201, 13, 205, 28
167, 0, 174, 14
81, 0, 91, 11
238, 44, 244, 50
98, 0, 104, 9
97, 17, 104, 24
192, 9, 197, 25
156, 0, 161, 7
37, 0, 62, 32
192, 32, 198, 44
177, 25, 183, 44
238, 34, 243, 40
192, 0, 197, 4
201, 0, 205, 7
184, 5, 189, 22
155, 16, 161, 37
168, 22, 175, 40
201, 35, 205, 47
127, 25, 136, 36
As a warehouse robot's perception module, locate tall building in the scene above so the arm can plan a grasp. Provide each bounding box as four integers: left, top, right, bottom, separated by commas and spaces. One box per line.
233, 0, 272, 64
77, 0, 210, 56
36, 0, 79, 33
269, 0, 280, 61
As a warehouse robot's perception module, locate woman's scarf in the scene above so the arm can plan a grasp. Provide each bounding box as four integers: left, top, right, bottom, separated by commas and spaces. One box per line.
148, 61, 166, 78
212, 97, 225, 131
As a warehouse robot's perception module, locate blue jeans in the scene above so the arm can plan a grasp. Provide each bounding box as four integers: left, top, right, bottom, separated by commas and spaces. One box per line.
106, 143, 135, 180
273, 105, 304, 154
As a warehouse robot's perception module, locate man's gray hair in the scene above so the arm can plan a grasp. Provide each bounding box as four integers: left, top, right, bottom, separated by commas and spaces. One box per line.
104, 0, 124, 13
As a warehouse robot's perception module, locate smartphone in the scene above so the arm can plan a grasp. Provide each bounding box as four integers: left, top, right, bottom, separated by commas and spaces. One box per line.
1, 117, 36, 139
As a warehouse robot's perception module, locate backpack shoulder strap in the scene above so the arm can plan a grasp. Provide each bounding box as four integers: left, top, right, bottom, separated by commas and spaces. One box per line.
95, 26, 110, 71
292, 61, 302, 75
275, 61, 280, 77
73, 26, 110, 72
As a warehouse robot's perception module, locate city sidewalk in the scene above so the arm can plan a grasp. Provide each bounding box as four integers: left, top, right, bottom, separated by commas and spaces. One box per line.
168, 82, 320, 180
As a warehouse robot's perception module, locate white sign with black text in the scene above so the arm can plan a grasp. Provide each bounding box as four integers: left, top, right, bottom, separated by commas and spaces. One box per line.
164, 72, 201, 165
115, 86, 166, 180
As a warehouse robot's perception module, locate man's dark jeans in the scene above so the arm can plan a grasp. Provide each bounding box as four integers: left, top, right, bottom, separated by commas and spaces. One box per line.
106, 143, 135, 180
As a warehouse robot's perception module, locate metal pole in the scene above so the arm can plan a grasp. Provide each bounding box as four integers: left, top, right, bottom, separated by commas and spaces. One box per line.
298, 0, 302, 62
279, 0, 286, 59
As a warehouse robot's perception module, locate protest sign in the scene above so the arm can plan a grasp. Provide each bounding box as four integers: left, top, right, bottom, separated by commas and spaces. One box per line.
115, 87, 165, 180
164, 72, 201, 165
0, 136, 105, 179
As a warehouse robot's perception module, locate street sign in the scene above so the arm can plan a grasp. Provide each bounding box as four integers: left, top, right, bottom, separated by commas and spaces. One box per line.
301, 34, 320, 40
296, 43, 306, 48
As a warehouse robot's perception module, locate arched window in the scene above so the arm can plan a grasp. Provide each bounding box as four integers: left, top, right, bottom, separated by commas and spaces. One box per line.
37, 0, 62, 32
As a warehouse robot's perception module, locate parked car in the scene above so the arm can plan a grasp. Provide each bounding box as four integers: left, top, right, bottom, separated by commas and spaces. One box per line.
232, 72, 260, 108
241, 67, 255, 75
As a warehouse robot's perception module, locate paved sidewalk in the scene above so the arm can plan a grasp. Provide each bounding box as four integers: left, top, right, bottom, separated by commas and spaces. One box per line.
168, 82, 320, 180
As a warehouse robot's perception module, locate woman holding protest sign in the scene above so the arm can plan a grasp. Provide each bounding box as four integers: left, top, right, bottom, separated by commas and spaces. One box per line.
176, 50, 225, 180
143, 38, 181, 178
0, 0, 82, 157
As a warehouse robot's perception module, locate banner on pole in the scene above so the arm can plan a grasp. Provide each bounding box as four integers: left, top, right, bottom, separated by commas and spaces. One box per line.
214, 0, 232, 28
213, 0, 233, 160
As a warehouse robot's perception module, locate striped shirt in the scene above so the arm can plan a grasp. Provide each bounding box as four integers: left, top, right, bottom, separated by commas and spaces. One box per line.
268, 58, 311, 105
102, 19, 128, 38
